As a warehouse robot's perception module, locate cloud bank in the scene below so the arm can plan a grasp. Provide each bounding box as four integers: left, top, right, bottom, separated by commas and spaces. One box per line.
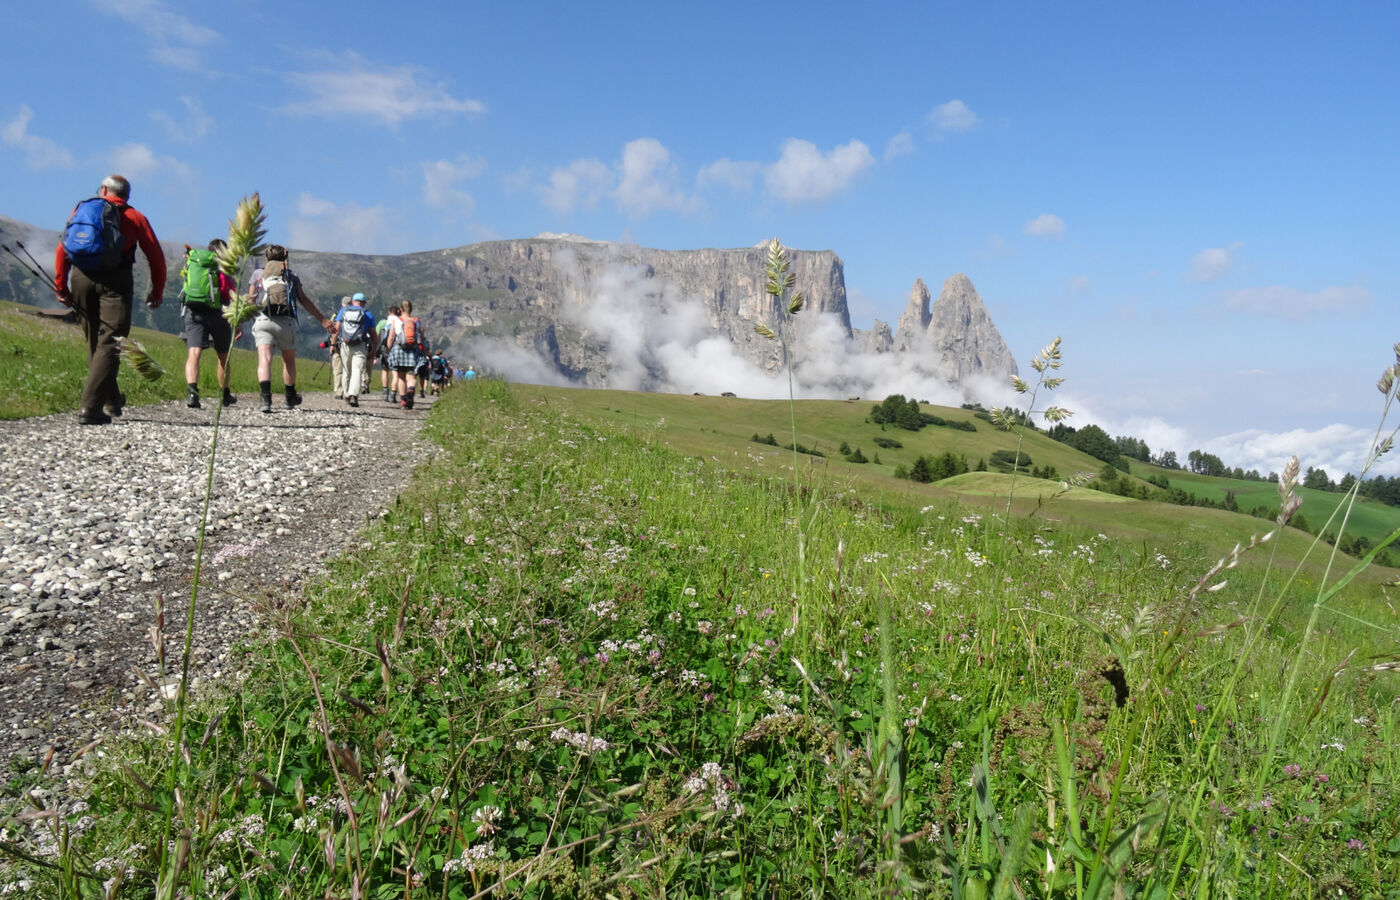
466, 253, 1013, 413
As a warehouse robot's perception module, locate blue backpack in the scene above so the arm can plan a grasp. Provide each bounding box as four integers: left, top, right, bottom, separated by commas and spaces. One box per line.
62, 197, 126, 273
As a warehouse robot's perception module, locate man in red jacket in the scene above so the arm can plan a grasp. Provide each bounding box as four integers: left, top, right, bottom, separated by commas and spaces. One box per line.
54, 174, 166, 425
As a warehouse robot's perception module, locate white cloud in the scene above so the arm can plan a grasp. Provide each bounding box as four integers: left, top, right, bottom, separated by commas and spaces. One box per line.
927, 99, 978, 133
764, 138, 874, 206
290, 192, 400, 254
537, 158, 613, 214
150, 96, 214, 143
421, 155, 486, 213
697, 158, 761, 193
282, 52, 485, 126
92, 0, 220, 70
1206, 424, 1383, 481
614, 138, 700, 218
883, 131, 915, 162
1220, 284, 1370, 320
105, 142, 191, 181
1, 105, 73, 169
1188, 242, 1242, 282
1024, 213, 1066, 239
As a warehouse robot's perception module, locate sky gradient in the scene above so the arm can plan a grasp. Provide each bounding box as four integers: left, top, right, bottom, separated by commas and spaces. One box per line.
2, 0, 1396, 478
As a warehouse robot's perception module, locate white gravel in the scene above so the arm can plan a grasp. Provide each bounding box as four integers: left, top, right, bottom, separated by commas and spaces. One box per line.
0, 390, 435, 768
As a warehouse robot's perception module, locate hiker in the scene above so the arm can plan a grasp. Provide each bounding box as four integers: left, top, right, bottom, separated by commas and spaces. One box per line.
180, 239, 239, 409
328, 296, 349, 398
248, 244, 333, 413
332, 292, 378, 407
377, 305, 397, 402
428, 350, 447, 395
53, 174, 166, 425
384, 299, 426, 409
416, 336, 432, 398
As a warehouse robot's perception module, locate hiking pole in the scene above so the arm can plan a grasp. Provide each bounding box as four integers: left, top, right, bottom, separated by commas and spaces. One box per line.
15, 241, 59, 287
1, 243, 61, 298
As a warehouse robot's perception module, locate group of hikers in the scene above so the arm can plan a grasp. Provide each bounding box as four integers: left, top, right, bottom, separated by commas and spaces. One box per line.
51, 174, 472, 424
324, 296, 471, 407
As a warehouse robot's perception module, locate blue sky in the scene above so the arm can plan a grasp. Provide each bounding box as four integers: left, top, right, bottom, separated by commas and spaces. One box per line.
3, 0, 1397, 478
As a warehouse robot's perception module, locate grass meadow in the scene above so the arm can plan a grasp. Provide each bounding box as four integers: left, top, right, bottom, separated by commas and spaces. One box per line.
3, 370, 1398, 898
0, 299, 333, 418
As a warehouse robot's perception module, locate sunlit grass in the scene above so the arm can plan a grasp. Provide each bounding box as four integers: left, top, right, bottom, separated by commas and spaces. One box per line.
4, 375, 1396, 898
0, 299, 332, 418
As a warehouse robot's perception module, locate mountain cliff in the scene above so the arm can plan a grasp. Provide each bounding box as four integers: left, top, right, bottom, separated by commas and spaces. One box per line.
0, 215, 1016, 396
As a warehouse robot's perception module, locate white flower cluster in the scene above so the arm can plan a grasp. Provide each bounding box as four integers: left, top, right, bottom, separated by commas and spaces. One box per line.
550, 726, 610, 753
472, 804, 503, 837
442, 839, 495, 874
682, 762, 743, 819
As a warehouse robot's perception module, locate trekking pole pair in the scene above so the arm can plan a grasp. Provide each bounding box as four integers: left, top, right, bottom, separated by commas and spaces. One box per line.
0, 239, 78, 312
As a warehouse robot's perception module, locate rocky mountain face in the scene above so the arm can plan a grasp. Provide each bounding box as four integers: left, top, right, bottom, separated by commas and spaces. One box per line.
0, 214, 1016, 393
892, 273, 1019, 382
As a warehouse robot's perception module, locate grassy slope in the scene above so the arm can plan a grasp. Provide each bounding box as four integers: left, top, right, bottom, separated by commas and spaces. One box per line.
514, 384, 1400, 597
7, 381, 1393, 898
0, 299, 332, 417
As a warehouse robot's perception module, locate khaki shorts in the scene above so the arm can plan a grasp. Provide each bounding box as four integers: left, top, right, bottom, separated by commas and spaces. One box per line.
252, 314, 297, 351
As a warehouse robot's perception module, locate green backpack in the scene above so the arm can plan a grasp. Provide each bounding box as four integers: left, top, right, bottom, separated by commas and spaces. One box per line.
181, 248, 221, 307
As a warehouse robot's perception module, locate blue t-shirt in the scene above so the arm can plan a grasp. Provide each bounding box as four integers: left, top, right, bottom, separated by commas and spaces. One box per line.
333, 305, 377, 341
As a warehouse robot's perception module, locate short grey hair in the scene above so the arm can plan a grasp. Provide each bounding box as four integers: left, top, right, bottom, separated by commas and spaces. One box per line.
101, 174, 131, 200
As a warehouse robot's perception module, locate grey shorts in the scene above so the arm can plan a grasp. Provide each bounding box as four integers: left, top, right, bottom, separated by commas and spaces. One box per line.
182, 303, 233, 352
252, 314, 297, 351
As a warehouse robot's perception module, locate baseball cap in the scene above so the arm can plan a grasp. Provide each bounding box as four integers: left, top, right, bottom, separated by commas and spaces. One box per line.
352, 292, 366, 302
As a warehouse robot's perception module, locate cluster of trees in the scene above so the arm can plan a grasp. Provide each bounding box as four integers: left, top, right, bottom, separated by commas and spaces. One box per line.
838, 441, 873, 464
894, 451, 982, 483
869, 395, 977, 433
750, 433, 825, 457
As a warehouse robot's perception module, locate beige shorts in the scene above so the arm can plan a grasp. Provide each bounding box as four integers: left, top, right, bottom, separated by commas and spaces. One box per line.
252, 314, 297, 351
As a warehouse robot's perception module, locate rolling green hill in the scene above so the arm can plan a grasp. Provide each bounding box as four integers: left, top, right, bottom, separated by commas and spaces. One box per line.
513, 383, 1400, 589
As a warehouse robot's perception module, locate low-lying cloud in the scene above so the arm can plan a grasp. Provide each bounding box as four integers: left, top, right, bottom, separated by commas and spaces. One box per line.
466, 252, 1012, 413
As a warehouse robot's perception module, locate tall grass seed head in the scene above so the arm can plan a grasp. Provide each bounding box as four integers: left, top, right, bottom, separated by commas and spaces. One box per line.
115, 337, 164, 382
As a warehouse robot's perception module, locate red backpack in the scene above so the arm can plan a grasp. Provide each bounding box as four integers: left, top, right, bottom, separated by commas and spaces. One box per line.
401, 316, 422, 349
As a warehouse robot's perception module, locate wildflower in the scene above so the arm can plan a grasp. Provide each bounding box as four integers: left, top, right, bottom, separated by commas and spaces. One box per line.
1283, 764, 1302, 778
1321, 739, 1345, 751
1347, 839, 1366, 851
550, 726, 610, 754
697, 620, 714, 635
472, 805, 503, 837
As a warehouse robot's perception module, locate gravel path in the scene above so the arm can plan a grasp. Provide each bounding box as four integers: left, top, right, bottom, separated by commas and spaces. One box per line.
0, 389, 437, 771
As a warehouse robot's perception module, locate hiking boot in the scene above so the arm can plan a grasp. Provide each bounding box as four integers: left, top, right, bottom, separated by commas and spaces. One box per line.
347, 395, 359, 407
77, 410, 112, 426
390, 391, 399, 403
222, 390, 237, 408
382, 388, 391, 402
186, 389, 201, 409
284, 390, 302, 409
102, 403, 123, 418
401, 395, 414, 410
260, 393, 273, 414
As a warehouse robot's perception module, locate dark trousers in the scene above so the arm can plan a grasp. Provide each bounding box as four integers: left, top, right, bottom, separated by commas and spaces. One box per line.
71, 266, 133, 413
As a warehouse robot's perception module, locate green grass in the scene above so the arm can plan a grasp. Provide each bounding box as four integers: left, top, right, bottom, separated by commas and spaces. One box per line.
5, 380, 1397, 898
0, 299, 334, 418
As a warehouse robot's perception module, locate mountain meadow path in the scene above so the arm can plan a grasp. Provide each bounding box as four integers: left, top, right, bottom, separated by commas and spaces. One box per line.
0, 390, 436, 773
